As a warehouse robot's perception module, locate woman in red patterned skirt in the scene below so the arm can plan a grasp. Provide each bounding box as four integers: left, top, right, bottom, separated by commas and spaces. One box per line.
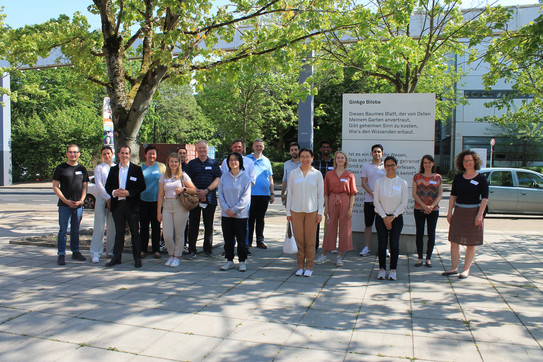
443, 150, 489, 279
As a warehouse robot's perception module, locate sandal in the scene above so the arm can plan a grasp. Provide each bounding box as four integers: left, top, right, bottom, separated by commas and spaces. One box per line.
425, 260, 432, 268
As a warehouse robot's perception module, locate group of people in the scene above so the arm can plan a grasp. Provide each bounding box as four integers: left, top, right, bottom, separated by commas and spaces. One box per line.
52, 140, 488, 280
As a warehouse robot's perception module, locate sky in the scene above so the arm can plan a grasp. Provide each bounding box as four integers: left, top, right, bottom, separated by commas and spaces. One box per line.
2, 0, 540, 29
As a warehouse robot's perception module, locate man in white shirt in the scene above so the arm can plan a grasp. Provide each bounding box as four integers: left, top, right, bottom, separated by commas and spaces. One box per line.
281, 142, 301, 206
360, 144, 385, 256
89, 146, 116, 263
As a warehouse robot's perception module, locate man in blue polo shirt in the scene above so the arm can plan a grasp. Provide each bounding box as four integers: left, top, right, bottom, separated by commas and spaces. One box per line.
186, 140, 222, 258
247, 139, 274, 249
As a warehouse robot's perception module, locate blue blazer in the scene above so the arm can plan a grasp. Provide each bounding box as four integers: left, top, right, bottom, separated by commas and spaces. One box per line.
105, 162, 146, 211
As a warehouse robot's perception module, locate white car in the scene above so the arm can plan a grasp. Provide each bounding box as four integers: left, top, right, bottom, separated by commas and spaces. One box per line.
479, 168, 543, 215
83, 176, 98, 209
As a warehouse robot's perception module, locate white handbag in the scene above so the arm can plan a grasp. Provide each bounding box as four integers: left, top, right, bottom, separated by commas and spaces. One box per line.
283, 222, 298, 254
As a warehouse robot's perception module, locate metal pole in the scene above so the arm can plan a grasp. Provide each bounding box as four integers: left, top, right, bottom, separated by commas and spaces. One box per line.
298, 52, 314, 150
0, 72, 12, 186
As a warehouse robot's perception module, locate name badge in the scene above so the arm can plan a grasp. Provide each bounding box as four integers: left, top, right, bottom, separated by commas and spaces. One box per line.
470, 180, 479, 185
152, 170, 160, 174
295, 178, 303, 183
75, 171, 82, 175
130, 176, 137, 181
205, 166, 212, 170
377, 170, 384, 174
392, 185, 401, 191
328, 167, 334, 170
340, 178, 348, 183
429, 180, 437, 185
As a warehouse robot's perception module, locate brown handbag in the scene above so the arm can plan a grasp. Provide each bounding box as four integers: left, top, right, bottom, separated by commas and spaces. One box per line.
178, 174, 199, 210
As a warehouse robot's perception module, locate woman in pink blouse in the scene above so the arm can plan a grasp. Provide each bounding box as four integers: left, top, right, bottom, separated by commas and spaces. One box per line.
316, 151, 358, 267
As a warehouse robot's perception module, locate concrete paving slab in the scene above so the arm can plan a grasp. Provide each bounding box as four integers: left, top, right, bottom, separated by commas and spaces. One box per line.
285, 324, 352, 351
87, 324, 168, 354
276, 345, 347, 361
139, 331, 222, 360
470, 321, 540, 347
0, 311, 71, 336
298, 308, 359, 330
173, 313, 243, 338
120, 309, 192, 331
349, 330, 413, 359
476, 341, 543, 361
0, 336, 80, 360
227, 319, 296, 344
412, 335, 481, 361
203, 339, 281, 361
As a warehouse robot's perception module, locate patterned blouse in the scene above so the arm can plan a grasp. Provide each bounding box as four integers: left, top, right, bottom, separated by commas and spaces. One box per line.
413, 173, 442, 210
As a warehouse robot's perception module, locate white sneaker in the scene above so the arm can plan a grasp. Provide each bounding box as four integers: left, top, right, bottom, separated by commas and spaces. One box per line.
303, 269, 313, 277
315, 254, 327, 264
220, 260, 235, 270
331, 249, 338, 254
239, 261, 247, 272
170, 258, 180, 267
359, 246, 370, 256
386, 249, 390, 257
164, 257, 174, 267
388, 270, 397, 280
336, 256, 344, 267
295, 268, 304, 276
377, 269, 386, 280
91, 256, 100, 263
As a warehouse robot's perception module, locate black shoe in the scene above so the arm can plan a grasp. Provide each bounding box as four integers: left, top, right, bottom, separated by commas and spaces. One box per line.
182, 250, 191, 256
414, 261, 423, 267
134, 260, 142, 268
184, 252, 196, 260
256, 241, 268, 249
204, 252, 214, 258
441, 271, 458, 276
57, 255, 66, 265
71, 251, 86, 261
105, 259, 121, 267
246, 248, 252, 255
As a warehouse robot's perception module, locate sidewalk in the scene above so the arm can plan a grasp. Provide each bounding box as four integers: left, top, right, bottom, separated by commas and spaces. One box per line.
0, 208, 542, 361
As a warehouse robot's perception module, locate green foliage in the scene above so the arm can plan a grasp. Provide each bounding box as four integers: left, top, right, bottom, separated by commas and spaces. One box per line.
271, 161, 284, 183
480, 13, 543, 149
10, 68, 103, 181
139, 82, 213, 145
197, 59, 300, 161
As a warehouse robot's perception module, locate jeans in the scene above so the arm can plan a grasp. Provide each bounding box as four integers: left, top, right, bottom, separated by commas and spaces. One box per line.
89, 197, 116, 258
57, 206, 83, 255
139, 200, 161, 253
375, 214, 403, 270
188, 204, 216, 254
414, 209, 439, 260
222, 217, 248, 262
248, 195, 269, 245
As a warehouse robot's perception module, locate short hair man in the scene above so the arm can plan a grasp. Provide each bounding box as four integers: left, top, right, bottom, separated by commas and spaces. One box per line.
220, 139, 256, 184
360, 144, 385, 256
281, 142, 300, 206
89, 146, 116, 263
247, 139, 274, 249
52, 144, 89, 265
177, 146, 188, 172
186, 140, 222, 258
312, 140, 334, 251
105, 146, 147, 268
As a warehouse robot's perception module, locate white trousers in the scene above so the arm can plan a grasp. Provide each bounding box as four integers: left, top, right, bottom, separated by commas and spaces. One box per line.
162, 198, 189, 257
89, 197, 116, 258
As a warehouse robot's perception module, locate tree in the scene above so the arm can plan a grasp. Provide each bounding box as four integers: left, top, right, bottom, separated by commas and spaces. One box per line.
139, 82, 212, 145
479, 12, 543, 162
4, 0, 352, 159
316, 0, 512, 120
9, 68, 103, 181
197, 59, 300, 160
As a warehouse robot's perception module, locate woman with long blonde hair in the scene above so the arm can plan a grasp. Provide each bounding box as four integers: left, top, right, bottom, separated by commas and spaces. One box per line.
157, 153, 197, 267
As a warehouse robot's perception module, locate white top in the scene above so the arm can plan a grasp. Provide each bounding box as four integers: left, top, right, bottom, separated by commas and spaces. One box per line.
374, 176, 408, 218
361, 160, 385, 202
116, 163, 129, 200
94, 162, 113, 201
286, 167, 324, 216
159, 173, 191, 199
221, 156, 256, 184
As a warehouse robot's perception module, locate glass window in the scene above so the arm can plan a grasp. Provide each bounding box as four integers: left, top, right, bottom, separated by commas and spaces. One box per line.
489, 171, 513, 187
517, 172, 543, 189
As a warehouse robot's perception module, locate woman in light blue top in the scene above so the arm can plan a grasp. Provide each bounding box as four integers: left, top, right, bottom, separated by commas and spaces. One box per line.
218, 152, 252, 272
140, 145, 166, 258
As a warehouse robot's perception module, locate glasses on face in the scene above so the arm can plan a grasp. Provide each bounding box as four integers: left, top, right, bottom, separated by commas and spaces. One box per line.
463, 159, 474, 163
300, 155, 312, 159
385, 164, 396, 168
67, 151, 80, 154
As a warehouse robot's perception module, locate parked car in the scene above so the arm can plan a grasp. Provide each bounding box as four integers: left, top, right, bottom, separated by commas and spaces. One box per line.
83, 176, 97, 209
479, 168, 543, 215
